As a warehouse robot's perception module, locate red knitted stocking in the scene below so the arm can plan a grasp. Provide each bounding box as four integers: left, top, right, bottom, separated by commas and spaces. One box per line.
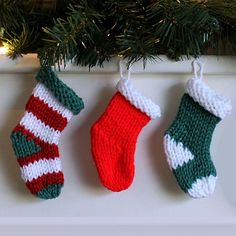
91, 76, 160, 192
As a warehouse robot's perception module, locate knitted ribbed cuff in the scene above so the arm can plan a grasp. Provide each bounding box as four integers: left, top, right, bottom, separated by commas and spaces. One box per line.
185, 78, 232, 119
36, 66, 84, 115
116, 79, 161, 119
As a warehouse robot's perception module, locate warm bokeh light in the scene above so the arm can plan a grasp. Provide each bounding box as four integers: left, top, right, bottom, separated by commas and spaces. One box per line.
0, 45, 9, 55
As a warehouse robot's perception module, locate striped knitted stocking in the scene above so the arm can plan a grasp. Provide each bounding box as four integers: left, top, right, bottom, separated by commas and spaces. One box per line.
164, 61, 232, 198
91, 67, 161, 192
10, 67, 84, 199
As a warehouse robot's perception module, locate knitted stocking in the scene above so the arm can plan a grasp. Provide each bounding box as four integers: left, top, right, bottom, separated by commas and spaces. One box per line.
164, 62, 232, 198
91, 71, 161, 192
10, 67, 84, 199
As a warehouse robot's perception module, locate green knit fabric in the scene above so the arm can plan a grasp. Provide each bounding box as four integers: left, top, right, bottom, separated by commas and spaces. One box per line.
36, 184, 63, 199
10, 132, 41, 158
36, 66, 84, 115
165, 94, 220, 193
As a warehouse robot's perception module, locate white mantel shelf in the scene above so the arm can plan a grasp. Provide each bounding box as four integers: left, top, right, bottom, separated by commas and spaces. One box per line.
0, 54, 236, 75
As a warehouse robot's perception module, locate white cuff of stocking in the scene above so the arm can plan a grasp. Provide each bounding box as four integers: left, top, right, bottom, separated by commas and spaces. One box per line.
116, 79, 161, 119
185, 78, 232, 119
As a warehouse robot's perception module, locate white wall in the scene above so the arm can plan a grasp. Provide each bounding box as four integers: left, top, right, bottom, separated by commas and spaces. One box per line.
0, 55, 236, 235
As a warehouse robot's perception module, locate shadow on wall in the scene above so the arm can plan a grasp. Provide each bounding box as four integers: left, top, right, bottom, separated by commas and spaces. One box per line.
0, 73, 39, 203
147, 81, 188, 200
215, 94, 236, 208
68, 84, 115, 194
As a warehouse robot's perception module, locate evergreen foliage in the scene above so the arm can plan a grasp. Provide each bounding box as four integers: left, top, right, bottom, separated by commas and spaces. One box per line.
1, 0, 236, 67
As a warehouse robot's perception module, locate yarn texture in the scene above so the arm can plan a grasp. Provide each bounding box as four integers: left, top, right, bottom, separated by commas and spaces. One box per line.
116, 79, 161, 119
163, 74, 232, 198
91, 75, 160, 192
10, 67, 84, 199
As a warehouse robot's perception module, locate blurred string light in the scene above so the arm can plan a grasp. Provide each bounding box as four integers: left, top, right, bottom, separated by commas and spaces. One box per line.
0, 44, 9, 55
0, 42, 9, 55
0, 27, 8, 55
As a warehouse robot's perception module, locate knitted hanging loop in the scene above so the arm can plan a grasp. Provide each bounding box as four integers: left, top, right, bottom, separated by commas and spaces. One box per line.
119, 59, 132, 81
193, 60, 204, 81
117, 60, 160, 119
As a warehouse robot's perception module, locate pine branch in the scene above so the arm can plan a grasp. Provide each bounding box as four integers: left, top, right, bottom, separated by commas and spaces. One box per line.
107, 0, 158, 64
3, 23, 40, 59
0, 0, 24, 30
148, 0, 219, 60
1, 0, 236, 67
205, 0, 236, 54
0, 0, 70, 58
38, 1, 105, 67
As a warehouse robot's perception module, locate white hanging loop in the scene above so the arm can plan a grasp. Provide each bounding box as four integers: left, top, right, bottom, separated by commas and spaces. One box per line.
119, 59, 132, 81
192, 60, 204, 80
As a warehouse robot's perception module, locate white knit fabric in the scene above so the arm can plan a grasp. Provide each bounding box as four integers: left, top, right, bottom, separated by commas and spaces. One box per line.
187, 175, 217, 198
21, 157, 62, 182
33, 83, 73, 121
116, 79, 161, 119
164, 134, 194, 169
164, 134, 217, 198
186, 78, 232, 119
20, 111, 61, 145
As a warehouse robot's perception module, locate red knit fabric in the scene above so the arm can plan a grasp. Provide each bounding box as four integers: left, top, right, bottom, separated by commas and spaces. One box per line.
26, 172, 64, 194
91, 92, 151, 192
26, 95, 68, 131
11, 93, 68, 198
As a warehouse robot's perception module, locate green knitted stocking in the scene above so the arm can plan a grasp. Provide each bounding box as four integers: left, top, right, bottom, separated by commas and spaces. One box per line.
164, 63, 231, 198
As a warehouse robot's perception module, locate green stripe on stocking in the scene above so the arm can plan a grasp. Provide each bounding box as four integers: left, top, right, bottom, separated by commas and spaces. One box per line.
11, 132, 41, 158
36, 66, 84, 115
